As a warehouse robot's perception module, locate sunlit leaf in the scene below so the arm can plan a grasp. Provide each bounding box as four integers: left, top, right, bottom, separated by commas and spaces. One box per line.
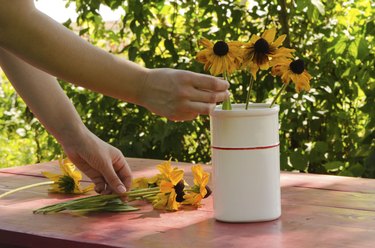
323, 161, 344, 171
310, 0, 325, 15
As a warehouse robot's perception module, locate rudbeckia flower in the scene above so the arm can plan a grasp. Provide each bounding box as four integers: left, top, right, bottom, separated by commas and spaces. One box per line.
242, 28, 295, 79
152, 160, 185, 211
183, 165, 211, 207
196, 38, 243, 76
131, 174, 163, 190
152, 193, 169, 210
42, 158, 94, 194
271, 58, 312, 92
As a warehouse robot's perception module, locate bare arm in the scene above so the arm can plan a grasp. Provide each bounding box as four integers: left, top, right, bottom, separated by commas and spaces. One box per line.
0, 0, 229, 120
0, 47, 132, 196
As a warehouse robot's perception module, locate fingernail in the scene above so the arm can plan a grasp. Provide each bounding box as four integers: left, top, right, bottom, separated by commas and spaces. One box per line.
117, 185, 127, 194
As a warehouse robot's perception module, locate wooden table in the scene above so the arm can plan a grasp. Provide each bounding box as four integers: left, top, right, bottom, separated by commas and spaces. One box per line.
1, 158, 375, 248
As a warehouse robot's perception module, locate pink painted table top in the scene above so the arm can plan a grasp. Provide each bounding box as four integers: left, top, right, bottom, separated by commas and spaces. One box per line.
1, 158, 375, 248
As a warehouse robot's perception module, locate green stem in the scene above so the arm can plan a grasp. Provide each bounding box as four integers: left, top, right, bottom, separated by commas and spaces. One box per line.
270, 83, 289, 108
222, 72, 232, 110
128, 187, 159, 194
0, 181, 53, 199
127, 189, 159, 198
245, 75, 254, 110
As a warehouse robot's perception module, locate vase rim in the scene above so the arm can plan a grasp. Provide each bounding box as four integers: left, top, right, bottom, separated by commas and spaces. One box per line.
210, 103, 279, 117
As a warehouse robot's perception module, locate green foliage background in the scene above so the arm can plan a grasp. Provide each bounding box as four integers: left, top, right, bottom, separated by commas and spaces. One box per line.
0, 0, 374, 177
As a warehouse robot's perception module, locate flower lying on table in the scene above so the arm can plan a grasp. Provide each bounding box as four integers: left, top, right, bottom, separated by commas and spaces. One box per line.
42, 157, 94, 194
0, 157, 94, 199
33, 160, 212, 215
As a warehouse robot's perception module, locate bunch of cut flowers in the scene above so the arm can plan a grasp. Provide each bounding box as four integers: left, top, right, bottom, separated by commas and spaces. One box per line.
33, 159, 211, 215
196, 27, 312, 110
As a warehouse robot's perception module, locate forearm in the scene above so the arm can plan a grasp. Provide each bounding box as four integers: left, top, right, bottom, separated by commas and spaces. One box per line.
0, 0, 148, 104
0, 47, 86, 145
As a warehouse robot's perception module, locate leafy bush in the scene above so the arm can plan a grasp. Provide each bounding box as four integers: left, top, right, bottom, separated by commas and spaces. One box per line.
0, 0, 374, 177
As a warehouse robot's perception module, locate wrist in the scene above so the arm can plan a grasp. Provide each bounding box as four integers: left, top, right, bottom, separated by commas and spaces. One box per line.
54, 120, 89, 148
134, 67, 152, 107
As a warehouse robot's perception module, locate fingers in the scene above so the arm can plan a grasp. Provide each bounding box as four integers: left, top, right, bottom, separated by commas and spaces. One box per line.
72, 161, 107, 194
112, 154, 132, 192
189, 88, 230, 104
191, 73, 229, 92
100, 160, 128, 196
188, 102, 216, 116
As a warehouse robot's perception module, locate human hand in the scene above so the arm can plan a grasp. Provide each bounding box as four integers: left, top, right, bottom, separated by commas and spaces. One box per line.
139, 68, 230, 121
60, 127, 132, 200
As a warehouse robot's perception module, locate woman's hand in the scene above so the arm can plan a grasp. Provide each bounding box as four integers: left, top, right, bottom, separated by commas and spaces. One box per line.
61, 127, 132, 199
139, 68, 230, 121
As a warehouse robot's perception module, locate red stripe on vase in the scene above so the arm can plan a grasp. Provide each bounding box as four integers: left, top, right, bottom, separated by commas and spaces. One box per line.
211, 143, 279, 150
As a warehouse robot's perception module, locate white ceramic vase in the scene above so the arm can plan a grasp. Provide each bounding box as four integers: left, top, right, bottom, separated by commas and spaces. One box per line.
210, 103, 281, 222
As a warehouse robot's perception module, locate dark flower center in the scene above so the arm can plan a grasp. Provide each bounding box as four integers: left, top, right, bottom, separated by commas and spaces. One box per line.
174, 180, 185, 194
204, 186, 212, 198
213, 41, 229, 56
176, 191, 185, 202
290, 59, 305, 74
254, 38, 270, 54
58, 175, 75, 193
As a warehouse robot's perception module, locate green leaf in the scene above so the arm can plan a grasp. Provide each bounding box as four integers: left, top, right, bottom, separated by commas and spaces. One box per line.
164, 39, 178, 60
79, 27, 89, 36
290, 150, 308, 171
314, 141, 328, 153
106, 205, 140, 212
338, 170, 353, 177
357, 38, 368, 60
334, 37, 347, 55
231, 10, 242, 26
128, 46, 137, 61
348, 40, 358, 58
323, 161, 344, 171
348, 163, 365, 177
199, 18, 212, 28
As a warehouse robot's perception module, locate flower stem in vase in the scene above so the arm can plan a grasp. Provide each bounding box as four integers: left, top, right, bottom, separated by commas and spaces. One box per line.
222, 72, 232, 110
270, 83, 289, 108
245, 75, 254, 110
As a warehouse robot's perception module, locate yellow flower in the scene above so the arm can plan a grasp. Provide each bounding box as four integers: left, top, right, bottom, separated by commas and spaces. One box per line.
156, 160, 175, 179
152, 160, 185, 211
271, 58, 312, 92
183, 165, 211, 207
42, 158, 94, 194
152, 193, 169, 210
196, 37, 243, 76
131, 177, 149, 189
131, 174, 163, 190
242, 28, 295, 79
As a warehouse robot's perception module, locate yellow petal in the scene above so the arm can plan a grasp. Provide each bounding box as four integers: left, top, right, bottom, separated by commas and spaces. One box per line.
160, 181, 174, 193
81, 183, 95, 193
281, 71, 292, 84
132, 177, 149, 189
262, 28, 276, 43
250, 34, 260, 44
199, 37, 213, 48
259, 61, 270, 70
249, 63, 259, 79
272, 34, 286, 47
153, 193, 168, 209
157, 161, 172, 177
169, 169, 184, 185
42, 171, 61, 182
167, 191, 179, 211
